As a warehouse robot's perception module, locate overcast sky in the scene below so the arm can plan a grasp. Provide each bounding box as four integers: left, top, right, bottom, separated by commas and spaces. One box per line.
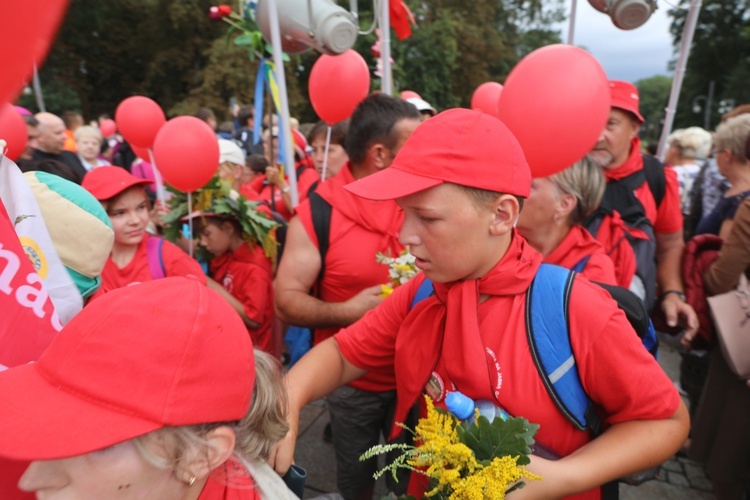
556, 0, 678, 83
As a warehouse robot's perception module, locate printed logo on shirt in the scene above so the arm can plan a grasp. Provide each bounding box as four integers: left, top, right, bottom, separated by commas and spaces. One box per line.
485, 347, 503, 400
425, 371, 445, 403
223, 272, 235, 293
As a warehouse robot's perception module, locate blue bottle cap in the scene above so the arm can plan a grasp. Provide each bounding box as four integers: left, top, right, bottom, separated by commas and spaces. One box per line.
445, 391, 475, 420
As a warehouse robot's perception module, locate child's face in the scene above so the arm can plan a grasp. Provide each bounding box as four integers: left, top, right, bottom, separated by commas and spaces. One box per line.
107, 187, 150, 247
397, 183, 502, 283
199, 221, 233, 256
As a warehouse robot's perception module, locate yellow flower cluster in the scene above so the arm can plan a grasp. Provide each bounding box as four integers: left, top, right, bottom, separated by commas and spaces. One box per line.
406, 397, 540, 500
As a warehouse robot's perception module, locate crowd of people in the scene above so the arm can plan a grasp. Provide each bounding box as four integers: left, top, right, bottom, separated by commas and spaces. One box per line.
1, 79, 749, 500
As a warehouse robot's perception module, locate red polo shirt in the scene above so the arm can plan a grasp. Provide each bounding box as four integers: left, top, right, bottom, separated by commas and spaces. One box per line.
336, 233, 680, 499
210, 242, 274, 354
92, 234, 205, 300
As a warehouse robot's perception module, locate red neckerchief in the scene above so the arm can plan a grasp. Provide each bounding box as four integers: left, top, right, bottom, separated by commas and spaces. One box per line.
604, 137, 643, 181
391, 232, 542, 438
544, 225, 604, 269
315, 163, 403, 247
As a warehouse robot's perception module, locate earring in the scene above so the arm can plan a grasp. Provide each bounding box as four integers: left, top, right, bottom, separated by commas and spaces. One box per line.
187, 475, 196, 487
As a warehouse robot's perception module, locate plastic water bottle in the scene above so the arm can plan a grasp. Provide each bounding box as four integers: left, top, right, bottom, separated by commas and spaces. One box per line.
444, 391, 510, 424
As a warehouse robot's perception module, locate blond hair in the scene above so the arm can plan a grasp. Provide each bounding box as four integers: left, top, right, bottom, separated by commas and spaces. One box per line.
74, 125, 103, 144
133, 350, 289, 472
668, 127, 712, 159
715, 114, 750, 162
549, 157, 605, 225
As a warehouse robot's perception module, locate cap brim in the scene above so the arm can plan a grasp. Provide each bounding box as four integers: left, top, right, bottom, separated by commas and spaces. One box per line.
0, 363, 162, 460
344, 167, 443, 201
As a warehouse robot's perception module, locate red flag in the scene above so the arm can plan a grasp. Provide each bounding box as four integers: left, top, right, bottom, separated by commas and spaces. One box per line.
0, 199, 59, 371
389, 0, 415, 40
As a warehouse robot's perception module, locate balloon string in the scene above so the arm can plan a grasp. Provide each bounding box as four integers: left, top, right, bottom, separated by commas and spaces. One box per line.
322, 125, 332, 182
187, 191, 194, 258
147, 149, 167, 205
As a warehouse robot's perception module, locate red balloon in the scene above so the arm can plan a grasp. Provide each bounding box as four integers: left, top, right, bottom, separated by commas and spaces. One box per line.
0, 104, 28, 161
309, 50, 370, 124
0, 1, 70, 106
99, 119, 117, 138
115, 96, 167, 149
471, 82, 503, 118
152, 116, 219, 192
401, 90, 422, 100
498, 45, 610, 178
131, 144, 151, 161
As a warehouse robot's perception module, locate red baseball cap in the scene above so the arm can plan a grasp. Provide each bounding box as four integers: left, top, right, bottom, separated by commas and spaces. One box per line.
344, 108, 531, 201
0, 276, 255, 460
82, 166, 152, 201
609, 80, 644, 122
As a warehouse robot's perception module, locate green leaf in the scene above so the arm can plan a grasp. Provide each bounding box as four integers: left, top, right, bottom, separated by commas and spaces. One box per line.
234, 33, 255, 46
459, 415, 539, 466
263, 42, 291, 62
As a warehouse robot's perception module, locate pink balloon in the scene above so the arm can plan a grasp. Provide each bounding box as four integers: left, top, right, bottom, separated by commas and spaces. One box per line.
0, 103, 28, 161
400, 90, 422, 100
99, 119, 117, 138
471, 82, 503, 118
152, 116, 219, 192
498, 45, 610, 179
13, 106, 32, 116
309, 50, 370, 124
0, 1, 69, 106
115, 96, 167, 149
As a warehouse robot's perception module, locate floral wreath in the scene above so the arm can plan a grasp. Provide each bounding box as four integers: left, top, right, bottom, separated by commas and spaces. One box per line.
161, 176, 280, 262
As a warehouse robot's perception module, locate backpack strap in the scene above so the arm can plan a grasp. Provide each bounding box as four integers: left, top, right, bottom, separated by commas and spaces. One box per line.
309, 191, 332, 286
526, 264, 599, 433
641, 154, 667, 208
571, 256, 590, 274
146, 236, 166, 280
410, 278, 434, 309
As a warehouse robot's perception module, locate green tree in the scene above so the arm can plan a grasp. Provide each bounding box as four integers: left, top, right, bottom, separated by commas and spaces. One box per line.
668, 0, 750, 130
636, 75, 672, 144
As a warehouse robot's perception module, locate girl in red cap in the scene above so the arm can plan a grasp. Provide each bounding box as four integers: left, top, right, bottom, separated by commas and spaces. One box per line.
82, 166, 206, 299
0, 277, 295, 499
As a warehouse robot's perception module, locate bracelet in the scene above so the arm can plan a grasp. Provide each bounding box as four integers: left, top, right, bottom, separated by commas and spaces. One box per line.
660, 290, 686, 302
281, 186, 291, 194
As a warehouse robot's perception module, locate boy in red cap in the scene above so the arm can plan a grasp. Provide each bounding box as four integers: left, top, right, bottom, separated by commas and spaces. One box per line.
82, 166, 205, 299
272, 109, 689, 499
0, 276, 295, 499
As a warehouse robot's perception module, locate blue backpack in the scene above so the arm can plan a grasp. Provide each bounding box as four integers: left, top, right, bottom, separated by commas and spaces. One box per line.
410, 263, 658, 436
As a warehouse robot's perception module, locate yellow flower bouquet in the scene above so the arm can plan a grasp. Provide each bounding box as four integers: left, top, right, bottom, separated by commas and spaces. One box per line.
360, 396, 541, 499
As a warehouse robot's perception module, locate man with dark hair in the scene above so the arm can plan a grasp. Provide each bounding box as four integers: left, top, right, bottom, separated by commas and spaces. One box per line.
275, 93, 421, 499
19, 115, 40, 163
195, 107, 218, 131
32, 113, 87, 184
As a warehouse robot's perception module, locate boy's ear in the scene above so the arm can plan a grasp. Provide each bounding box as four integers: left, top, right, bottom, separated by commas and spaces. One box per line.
489, 194, 520, 236
221, 220, 237, 235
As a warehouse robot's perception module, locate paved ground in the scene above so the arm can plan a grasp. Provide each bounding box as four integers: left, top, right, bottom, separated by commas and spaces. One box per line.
292, 339, 717, 499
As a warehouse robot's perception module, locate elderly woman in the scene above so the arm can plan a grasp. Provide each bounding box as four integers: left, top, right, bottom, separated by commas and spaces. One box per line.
695, 115, 750, 239
517, 157, 617, 285
74, 125, 110, 171
664, 126, 712, 212
307, 120, 349, 181
683, 197, 750, 499
0, 277, 296, 499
